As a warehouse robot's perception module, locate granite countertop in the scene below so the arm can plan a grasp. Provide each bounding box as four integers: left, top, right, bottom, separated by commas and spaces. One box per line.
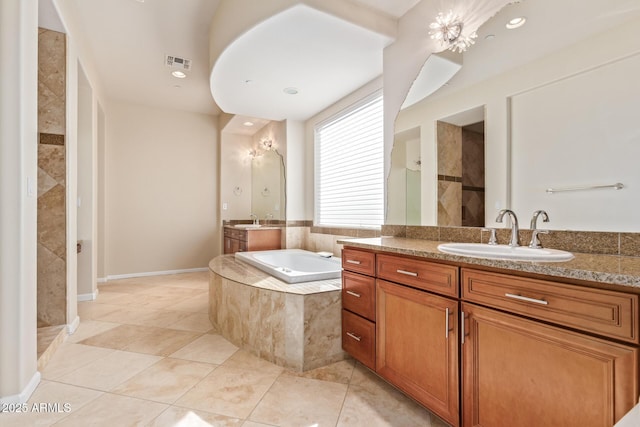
223, 225, 282, 230
337, 237, 640, 290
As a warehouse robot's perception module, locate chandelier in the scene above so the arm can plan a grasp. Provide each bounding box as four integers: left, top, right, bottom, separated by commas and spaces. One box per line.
429, 10, 477, 53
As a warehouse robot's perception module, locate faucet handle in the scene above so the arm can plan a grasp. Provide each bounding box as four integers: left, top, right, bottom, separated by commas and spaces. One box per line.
482, 228, 498, 245
529, 229, 549, 249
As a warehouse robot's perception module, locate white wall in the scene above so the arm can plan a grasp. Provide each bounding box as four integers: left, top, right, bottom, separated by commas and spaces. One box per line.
0, 0, 39, 403
395, 16, 640, 231
105, 101, 219, 276
285, 120, 305, 220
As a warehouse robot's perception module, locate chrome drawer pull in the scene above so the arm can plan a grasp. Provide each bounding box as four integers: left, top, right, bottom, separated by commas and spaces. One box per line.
346, 332, 362, 342
505, 293, 549, 305
396, 269, 418, 277
461, 311, 465, 345
346, 290, 361, 298
346, 260, 362, 265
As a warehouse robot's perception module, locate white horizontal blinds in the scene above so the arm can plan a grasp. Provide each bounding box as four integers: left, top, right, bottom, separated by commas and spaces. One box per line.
315, 92, 384, 228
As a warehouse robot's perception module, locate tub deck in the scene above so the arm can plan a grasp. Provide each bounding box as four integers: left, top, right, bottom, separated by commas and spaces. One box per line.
209, 255, 346, 372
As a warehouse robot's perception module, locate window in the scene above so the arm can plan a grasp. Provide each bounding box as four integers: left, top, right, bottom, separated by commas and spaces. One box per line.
314, 91, 384, 228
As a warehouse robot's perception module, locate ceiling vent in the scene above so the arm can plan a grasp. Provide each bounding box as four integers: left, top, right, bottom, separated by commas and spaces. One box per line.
165, 55, 192, 71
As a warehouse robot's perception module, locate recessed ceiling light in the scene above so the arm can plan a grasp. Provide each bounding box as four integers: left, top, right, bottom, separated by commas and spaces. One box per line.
283, 87, 299, 95
171, 70, 186, 79
243, 121, 254, 127
506, 17, 526, 29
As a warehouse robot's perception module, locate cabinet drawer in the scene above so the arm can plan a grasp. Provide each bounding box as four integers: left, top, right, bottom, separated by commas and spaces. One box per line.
462, 269, 639, 344
342, 248, 376, 276
224, 228, 247, 241
342, 271, 376, 321
342, 309, 375, 370
377, 253, 458, 297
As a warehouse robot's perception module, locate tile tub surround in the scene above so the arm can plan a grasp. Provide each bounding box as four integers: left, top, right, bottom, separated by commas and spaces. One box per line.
338, 236, 640, 290
209, 255, 346, 371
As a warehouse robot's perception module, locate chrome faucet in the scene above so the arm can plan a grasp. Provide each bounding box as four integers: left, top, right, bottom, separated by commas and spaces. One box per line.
529, 210, 550, 249
495, 209, 520, 247
264, 213, 273, 224
250, 213, 259, 225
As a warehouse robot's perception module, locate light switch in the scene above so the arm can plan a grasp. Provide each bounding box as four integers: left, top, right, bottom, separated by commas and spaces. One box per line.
222, 202, 228, 210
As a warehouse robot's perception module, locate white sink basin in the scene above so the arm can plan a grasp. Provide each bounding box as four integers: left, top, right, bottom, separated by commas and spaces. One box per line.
234, 224, 262, 229
437, 243, 574, 262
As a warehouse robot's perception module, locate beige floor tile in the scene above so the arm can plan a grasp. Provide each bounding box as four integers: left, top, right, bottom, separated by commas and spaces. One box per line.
170, 334, 238, 364
168, 312, 214, 333
221, 350, 284, 377
53, 393, 167, 427
79, 324, 157, 350
76, 302, 121, 321
112, 358, 216, 403
138, 285, 207, 299
148, 406, 243, 427
91, 291, 131, 304
0, 380, 103, 426
123, 328, 202, 356
170, 294, 210, 313
98, 282, 154, 294
283, 358, 356, 384
66, 320, 119, 343
41, 343, 115, 380
90, 305, 159, 325
55, 350, 162, 391
249, 375, 347, 427
241, 422, 276, 427
127, 309, 195, 330
336, 364, 433, 427
175, 366, 280, 419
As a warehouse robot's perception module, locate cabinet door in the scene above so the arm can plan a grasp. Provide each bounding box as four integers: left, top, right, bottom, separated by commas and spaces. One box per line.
377, 279, 459, 426
461, 302, 639, 427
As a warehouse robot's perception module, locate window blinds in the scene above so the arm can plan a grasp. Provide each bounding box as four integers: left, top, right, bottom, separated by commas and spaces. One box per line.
314, 92, 384, 228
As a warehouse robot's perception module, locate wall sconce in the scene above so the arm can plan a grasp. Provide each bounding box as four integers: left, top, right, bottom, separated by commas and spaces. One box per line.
262, 138, 273, 150
429, 10, 477, 53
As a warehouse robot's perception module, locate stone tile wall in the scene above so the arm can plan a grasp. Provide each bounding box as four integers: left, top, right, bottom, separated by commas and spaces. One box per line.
37, 28, 67, 326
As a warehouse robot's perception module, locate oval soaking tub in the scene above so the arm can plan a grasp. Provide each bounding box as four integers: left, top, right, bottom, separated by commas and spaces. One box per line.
235, 249, 341, 283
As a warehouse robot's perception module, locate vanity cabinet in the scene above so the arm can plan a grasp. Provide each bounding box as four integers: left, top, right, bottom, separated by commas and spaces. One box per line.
223, 227, 281, 254
461, 268, 639, 427
377, 279, 459, 425
341, 245, 640, 427
341, 249, 376, 370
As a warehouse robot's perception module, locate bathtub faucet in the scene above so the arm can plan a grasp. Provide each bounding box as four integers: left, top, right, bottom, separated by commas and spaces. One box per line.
250, 213, 259, 225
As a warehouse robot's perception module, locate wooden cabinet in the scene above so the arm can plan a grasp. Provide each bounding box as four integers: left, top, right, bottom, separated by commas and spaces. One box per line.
377, 279, 459, 425
223, 227, 281, 254
341, 249, 377, 370
461, 302, 638, 427
341, 247, 640, 427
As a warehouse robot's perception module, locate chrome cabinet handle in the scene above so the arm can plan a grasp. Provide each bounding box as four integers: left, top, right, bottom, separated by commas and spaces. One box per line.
461, 311, 465, 344
346, 290, 361, 298
346, 259, 361, 265
346, 332, 361, 342
505, 293, 549, 305
445, 307, 450, 339
396, 269, 418, 277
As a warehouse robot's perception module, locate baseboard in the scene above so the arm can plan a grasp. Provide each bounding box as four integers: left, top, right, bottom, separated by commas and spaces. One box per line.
66, 315, 80, 335
104, 267, 208, 282
97, 277, 107, 283
77, 289, 99, 302
0, 371, 41, 404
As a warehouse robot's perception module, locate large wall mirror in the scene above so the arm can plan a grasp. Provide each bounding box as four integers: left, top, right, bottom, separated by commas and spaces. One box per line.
220, 117, 286, 223
389, 0, 640, 232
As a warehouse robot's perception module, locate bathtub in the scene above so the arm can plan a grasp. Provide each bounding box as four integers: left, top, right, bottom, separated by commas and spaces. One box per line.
234, 249, 341, 283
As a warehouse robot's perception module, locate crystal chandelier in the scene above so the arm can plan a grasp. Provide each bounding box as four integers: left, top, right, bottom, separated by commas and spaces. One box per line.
429, 10, 477, 53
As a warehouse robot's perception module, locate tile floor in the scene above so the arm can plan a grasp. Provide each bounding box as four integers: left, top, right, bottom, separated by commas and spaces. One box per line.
2, 272, 447, 427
